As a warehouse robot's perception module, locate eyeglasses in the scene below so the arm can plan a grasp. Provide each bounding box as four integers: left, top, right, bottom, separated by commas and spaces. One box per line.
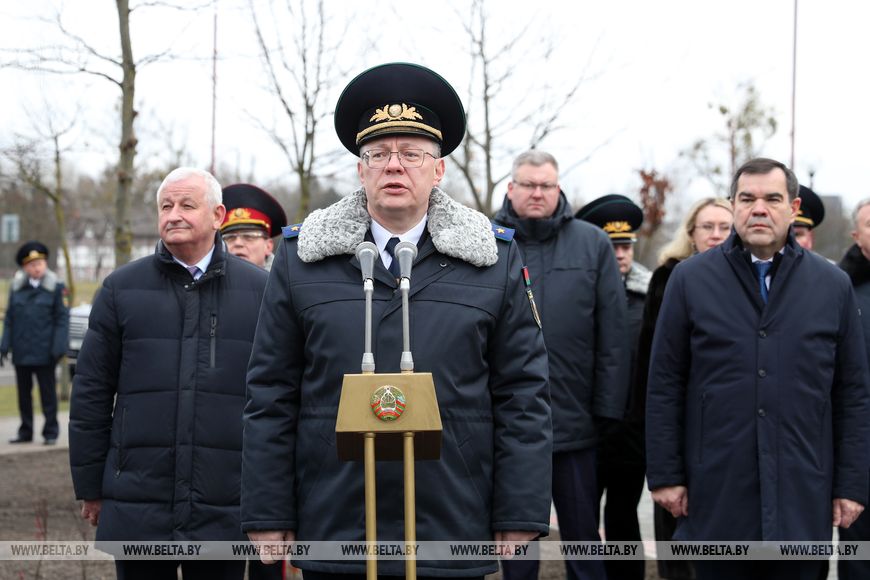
513, 181, 559, 193
223, 232, 267, 243
694, 223, 731, 234
360, 149, 437, 168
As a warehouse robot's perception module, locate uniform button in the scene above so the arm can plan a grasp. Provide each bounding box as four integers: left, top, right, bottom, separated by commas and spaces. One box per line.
758, 369, 767, 377
758, 330, 767, 338
758, 408, 766, 417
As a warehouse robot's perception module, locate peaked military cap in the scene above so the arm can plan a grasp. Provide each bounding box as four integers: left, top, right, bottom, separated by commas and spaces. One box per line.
334, 62, 466, 156
795, 184, 825, 229
575, 194, 644, 243
221, 184, 287, 238
16, 240, 49, 266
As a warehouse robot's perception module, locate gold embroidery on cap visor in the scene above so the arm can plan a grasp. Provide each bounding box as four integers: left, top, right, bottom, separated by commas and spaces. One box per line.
22, 250, 47, 265
357, 103, 441, 145
356, 121, 443, 145
602, 220, 637, 241
794, 213, 815, 227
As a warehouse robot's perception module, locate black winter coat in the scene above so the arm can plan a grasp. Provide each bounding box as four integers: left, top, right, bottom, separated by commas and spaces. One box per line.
494, 194, 629, 451
841, 244, 870, 366
1, 269, 69, 366
598, 262, 651, 466
634, 258, 679, 427
69, 237, 268, 541
242, 189, 552, 577
647, 234, 870, 541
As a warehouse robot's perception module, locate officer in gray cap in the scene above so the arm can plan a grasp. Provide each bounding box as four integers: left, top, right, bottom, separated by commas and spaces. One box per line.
241, 63, 551, 579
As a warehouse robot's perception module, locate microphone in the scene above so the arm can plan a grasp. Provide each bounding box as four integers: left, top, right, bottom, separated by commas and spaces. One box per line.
355, 242, 378, 373
395, 241, 417, 280
356, 242, 378, 282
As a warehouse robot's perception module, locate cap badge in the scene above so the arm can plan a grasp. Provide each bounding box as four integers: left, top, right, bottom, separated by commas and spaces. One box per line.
370, 103, 423, 123
370, 385, 406, 422
603, 221, 632, 234
232, 208, 251, 219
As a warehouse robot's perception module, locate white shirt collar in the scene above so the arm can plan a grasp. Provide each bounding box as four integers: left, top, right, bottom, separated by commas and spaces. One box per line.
370, 214, 428, 265
750, 247, 785, 264
172, 245, 216, 279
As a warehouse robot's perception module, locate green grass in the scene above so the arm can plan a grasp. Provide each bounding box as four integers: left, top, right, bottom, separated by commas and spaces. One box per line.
0, 383, 71, 417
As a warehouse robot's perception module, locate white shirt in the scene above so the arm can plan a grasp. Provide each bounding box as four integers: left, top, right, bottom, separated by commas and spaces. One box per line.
172, 246, 215, 280
370, 215, 428, 270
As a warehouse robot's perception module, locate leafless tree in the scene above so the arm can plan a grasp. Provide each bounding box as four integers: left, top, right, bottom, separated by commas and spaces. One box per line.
681, 81, 778, 195
248, 0, 353, 222
0, 1, 201, 266
451, 0, 603, 215
2, 109, 78, 305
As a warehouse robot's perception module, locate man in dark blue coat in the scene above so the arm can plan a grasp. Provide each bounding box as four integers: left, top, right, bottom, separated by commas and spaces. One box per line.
1, 241, 69, 445
647, 158, 870, 579
837, 197, 870, 580
241, 63, 552, 579
69, 167, 268, 580
495, 152, 629, 580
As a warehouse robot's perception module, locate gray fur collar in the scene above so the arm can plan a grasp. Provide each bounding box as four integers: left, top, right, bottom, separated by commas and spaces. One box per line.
625, 261, 652, 295
12, 269, 59, 292
297, 188, 498, 267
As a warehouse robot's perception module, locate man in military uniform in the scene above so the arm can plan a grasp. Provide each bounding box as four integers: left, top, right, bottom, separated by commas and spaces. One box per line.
577, 194, 650, 580
221, 183, 288, 580
241, 63, 552, 579
494, 152, 628, 580
1, 241, 69, 445
793, 184, 825, 251
221, 183, 287, 271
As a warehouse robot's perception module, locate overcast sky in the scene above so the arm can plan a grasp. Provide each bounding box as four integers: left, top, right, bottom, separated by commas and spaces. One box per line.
1, 0, 868, 215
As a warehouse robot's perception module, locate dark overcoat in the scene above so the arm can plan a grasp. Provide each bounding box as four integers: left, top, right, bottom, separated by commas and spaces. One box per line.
646, 234, 870, 541
69, 237, 268, 541
493, 194, 629, 452
241, 189, 552, 577
1, 269, 69, 366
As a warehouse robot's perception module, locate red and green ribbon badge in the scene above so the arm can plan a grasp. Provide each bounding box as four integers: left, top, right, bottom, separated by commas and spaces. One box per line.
522, 267, 542, 329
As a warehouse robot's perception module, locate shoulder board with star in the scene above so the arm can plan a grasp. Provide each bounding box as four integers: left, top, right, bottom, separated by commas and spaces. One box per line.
491, 223, 515, 242
282, 223, 303, 238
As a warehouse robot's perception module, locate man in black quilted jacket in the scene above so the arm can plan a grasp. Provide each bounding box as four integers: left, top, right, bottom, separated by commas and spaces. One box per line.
69, 167, 268, 580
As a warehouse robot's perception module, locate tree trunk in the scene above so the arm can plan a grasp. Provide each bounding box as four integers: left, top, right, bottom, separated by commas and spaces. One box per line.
115, 0, 136, 267
52, 135, 76, 307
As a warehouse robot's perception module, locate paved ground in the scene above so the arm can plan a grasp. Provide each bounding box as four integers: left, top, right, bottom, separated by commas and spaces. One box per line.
0, 399, 839, 579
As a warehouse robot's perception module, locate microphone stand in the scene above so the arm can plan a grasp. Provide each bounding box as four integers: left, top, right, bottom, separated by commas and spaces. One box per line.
336, 241, 441, 580
395, 241, 418, 578
354, 242, 378, 578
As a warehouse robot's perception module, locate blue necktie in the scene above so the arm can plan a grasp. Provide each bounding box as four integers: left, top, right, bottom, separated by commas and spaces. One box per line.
753, 261, 771, 304
385, 237, 401, 278
186, 265, 200, 280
